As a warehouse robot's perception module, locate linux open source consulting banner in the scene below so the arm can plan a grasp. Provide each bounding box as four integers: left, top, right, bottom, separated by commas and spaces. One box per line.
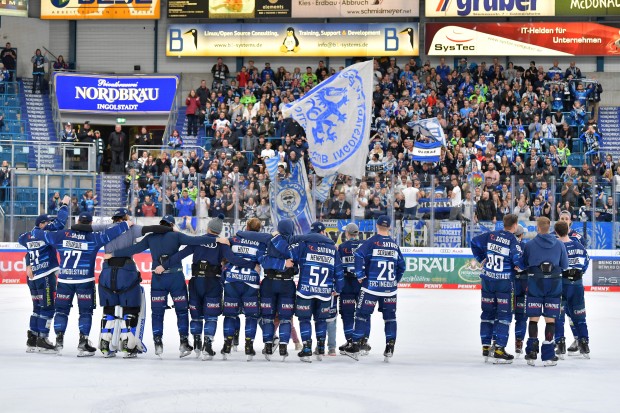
167, 23, 419, 57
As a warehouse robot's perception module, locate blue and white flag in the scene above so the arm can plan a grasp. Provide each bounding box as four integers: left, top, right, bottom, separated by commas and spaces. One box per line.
407, 117, 446, 146
269, 161, 314, 235
282, 60, 373, 179
411, 141, 442, 163
314, 173, 337, 203
265, 155, 280, 180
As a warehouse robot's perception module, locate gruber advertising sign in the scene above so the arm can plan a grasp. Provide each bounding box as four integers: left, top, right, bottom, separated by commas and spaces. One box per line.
41, 0, 160, 19
167, 23, 419, 57
53, 73, 179, 114
426, 0, 620, 17
426, 22, 620, 56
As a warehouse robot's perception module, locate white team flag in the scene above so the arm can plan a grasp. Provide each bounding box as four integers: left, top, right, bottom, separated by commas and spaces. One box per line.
282, 60, 373, 180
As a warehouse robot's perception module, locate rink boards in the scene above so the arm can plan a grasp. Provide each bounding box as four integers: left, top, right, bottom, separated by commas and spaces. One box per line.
1, 244, 619, 291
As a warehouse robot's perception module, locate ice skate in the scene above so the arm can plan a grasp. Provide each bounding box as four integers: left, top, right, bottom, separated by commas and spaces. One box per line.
233, 330, 240, 352
339, 338, 352, 356
27, 331, 37, 353
77, 334, 96, 357
567, 339, 580, 356
555, 338, 566, 360
383, 339, 395, 362
279, 343, 289, 361
313, 338, 325, 361
100, 338, 116, 358
262, 342, 273, 361
221, 336, 233, 360
179, 335, 193, 358
55, 332, 64, 354
123, 345, 139, 359
193, 335, 202, 357
543, 356, 559, 367
201, 337, 215, 361
245, 338, 256, 361
360, 338, 371, 356
578, 338, 590, 359
515, 339, 523, 358
492, 346, 514, 364
298, 340, 312, 363
343, 341, 360, 361
36, 336, 59, 354
524, 350, 537, 366
154, 336, 163, 358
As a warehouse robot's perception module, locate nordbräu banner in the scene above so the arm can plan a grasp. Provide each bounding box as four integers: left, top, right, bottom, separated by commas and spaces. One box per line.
426, 22, 620, 56
167, 23, 419, 57
53, 73, 179, 114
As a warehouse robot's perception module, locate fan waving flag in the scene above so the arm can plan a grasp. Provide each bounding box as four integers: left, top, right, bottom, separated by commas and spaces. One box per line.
411, 141, 443, 163
282, 60, 373, 180
407, 117, 446, 146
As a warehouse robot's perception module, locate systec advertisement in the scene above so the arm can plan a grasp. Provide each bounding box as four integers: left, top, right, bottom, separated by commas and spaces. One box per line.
426, 22, 620, 56
167, 23, 419, 57
41, 0, 160, 19
598, 107, 620, 162
0, 0, 28, 17
168, 0, 417, 19
426, 0, 620, 17
53, 73, 179, 114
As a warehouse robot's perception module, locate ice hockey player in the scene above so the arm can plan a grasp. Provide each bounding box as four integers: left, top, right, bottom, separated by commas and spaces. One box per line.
153, 214, 253, 360
470, 213, 523, 364
222, 218, 269, 361
22, 196, 70, 353
554, 221, 590, 359
522, 217, 569, 367
19, 212, 131, 356
337, 223, 367, 355
290, 221, 343, 362
344, 215, 405, 362
87, 208, 172, 358
257, 218, 298, 360
557, 210, 584, 354
512, 225, 528, 357
109, 215, 226, 358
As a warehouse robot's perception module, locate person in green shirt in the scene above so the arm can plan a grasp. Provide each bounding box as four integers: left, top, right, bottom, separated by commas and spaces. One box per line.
301, 66, 318, 88
557, 139, 571, 167
240, 88, 256, 106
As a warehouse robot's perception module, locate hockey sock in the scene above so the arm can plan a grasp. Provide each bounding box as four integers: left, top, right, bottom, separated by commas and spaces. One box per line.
190, 318, 204, 336
38, 307, 54, 337
54, 312, 69, 335
30, 314, 39, 335
78, 312, 93, 336
223, 316, 236, 338
342, 316, 354, 340
569, 319, 579, 339
514, 311, 527, 340
384, 319, 397, 342
493, 318, 510, 348
528, 320, 538, 339
315, 319, 327, 341
278, 319, 291, 344
544, 323, 555, 342
299, 319, 312, 343
555, 314, 565, 341
176, 311, 189, 337
261, 318, 274, 343
352, 315, 369, 342
576, 321, 588, 341
526, 337, 539, 354
234, 316, 241, 334
151, 312, 164, 337
204, 318, 217, 338
245, 317, 258, 340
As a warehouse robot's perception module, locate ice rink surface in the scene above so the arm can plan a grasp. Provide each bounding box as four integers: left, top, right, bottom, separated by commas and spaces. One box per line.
1, 286, 619, 413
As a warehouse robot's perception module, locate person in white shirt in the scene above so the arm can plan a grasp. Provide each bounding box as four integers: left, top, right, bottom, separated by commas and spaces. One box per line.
513, 199, 531, 222
353, 189, 368, 221
342, 176, 358, 207
260, 141, 275, 160
401, 179, 420, 219
196, 189, 211, 232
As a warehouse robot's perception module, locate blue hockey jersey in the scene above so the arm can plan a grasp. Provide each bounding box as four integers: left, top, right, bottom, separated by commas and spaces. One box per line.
289, 237, 343, 301
164, 238, 254, 273
224, 231, 269, 288
20, 221, 129, 283
338, 239, 363, 276
471, 230, 524, 281
563, 237, 590, 273
20, 206, 69, 280
354, 234, 405, 297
